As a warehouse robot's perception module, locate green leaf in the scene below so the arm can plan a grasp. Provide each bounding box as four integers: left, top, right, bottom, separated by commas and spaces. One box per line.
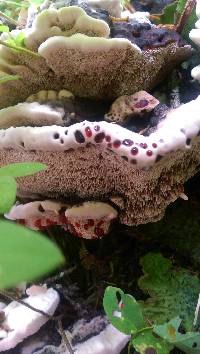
0, 25, 9, 33
15, 32, 25, 46
103, 286, 145, 334
176, 0, 197, 40
0, 176, 16, 213
132, 328, 173, 354
154, 317, 200, 353
152, 2, 178, 25
138, 253, 200, 331
0, 220, 64, 288
152, 0, 197, 39
0, 1, 26, 8
0, 38, 40, 57
0, 162, 47, 177
0, 74, 21, 84
29, 0, 46, 5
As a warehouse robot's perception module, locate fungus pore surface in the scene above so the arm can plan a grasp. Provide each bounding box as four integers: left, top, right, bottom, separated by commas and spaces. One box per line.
0, 1, 199, 237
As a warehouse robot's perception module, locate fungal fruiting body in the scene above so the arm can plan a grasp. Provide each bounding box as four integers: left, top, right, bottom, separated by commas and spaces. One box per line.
0, 286, 59, 351
6, 201, 118, 239
0, 1, 199, 238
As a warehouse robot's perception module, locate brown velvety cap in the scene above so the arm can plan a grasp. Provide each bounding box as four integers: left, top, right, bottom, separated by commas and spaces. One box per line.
0, 4, 192, 108
0, 141, 199, 226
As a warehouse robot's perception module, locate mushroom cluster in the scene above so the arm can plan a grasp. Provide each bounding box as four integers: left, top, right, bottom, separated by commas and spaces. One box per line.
0, 0, 199, 238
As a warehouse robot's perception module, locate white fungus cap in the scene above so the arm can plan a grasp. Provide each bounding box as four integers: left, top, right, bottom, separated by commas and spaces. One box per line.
0, 287, 60, 352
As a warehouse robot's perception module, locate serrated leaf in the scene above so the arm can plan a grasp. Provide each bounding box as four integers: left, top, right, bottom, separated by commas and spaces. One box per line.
0, 74, 20, 83
132, 328, 173, 354
0, 220, 64, 288
154, 317, 200, 353
0, 176, 16, 213
0, 162, 47, 177
103, 286, 145, 334
139, 253, 200, 331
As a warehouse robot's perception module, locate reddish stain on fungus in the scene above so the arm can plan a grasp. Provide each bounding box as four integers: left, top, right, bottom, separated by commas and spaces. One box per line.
85, 127, 92, 138
95, 132, 105, 143
140, 143, 148, 149
131, 147, 139, 155
134, 99, 149, 109
146, 150, 153, 157
95, 227, 104, 237
113, 140, 121, 148
105, 135, 111, 142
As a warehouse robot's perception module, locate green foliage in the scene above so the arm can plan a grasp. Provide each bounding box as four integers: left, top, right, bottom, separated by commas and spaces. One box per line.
0, 162, 46, 213
140, 200, 200, 267
154, 317, 200, 353
153, 2, 177, 24
138, 253, 200, 331
0, 220, 64, 288
0, 74, 21, 83
0, 161, 64, 288
29, 0, 44, 5
0, 24, 9, 32
0, 175, 16, 213
0, 35, 39, 57
103, 286, 200, 354
0, 0, 44, 20
103, 286, 172, 354
0, 162, 46, 177
103, 286, 145, 334
153, 0, 197, 40
133, 328, 172, 354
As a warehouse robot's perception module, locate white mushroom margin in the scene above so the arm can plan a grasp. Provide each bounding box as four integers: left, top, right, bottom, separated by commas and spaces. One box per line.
0, 96, 200, 169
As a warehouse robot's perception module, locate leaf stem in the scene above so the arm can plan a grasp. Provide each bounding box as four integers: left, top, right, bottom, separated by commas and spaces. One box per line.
128, 340, 132, 354
176, 0, 197, 33
0, 10, 18, 26
0, 39, 40, 57
135, 325, 154, 335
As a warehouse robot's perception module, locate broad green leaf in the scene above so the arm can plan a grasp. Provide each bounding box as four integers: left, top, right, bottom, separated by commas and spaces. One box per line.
103, 286, 145, 334
154, 317, 182, 342
0, 162, 46, 177
0, 25, 9, 33
152, 2, 178, 25
154, 317, 200, 353
132, 328, 173, 354
0, 38, 39, 57
15, 32, 25, 46
0, 220, 64, 288
0, 176, 16, 213
0, 74, 21, 84
139, 253, 200, 331
176, 0, 197, 40
152, 0, 197, 40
